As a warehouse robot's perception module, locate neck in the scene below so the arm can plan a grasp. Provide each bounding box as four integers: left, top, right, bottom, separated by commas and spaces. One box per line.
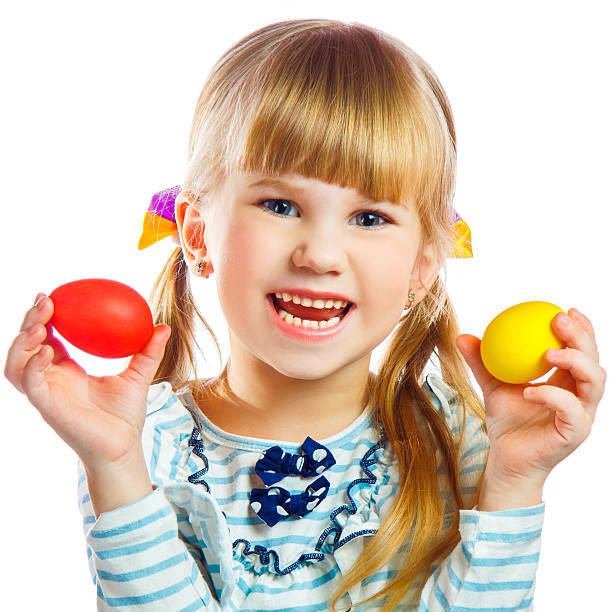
196, 353, 375, 443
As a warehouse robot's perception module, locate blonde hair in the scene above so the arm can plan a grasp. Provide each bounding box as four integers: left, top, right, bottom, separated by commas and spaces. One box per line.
150, 19, 487, 610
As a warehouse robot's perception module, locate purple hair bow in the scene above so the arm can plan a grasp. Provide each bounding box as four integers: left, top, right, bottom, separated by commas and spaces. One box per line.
254, 436, 336, 486
249, 475, 331, 527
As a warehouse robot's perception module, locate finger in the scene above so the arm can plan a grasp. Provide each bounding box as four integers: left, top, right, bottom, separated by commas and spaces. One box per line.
21, 343, 53, 410
19, 294, 52, 333
456, 334, 502, 395
44, 321, 71, 364
545, 348, 607, 409
523, 384, 591, 443
118, 325, 172, 388
568, 308, 596, 338
552, 309, 599, 363
4, 322, 49, 393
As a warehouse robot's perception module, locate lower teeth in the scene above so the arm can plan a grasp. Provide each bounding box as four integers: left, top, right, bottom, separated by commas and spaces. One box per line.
277, 308, 343, 329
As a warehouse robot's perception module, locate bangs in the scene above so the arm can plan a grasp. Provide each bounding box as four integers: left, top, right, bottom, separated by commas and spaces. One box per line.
220, 24, 452, 209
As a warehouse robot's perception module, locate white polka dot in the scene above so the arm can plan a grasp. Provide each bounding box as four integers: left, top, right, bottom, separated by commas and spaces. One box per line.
310, 486, 326, 497
268, 488, 280, 496
251, 501, 261, 513
312, 449, 327, 461
316, 465, 326, 474
277, 505, 289, 516
306, 499, 319, 511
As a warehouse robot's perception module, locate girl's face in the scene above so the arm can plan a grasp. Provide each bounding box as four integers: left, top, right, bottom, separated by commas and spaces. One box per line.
200, 171, 439, 381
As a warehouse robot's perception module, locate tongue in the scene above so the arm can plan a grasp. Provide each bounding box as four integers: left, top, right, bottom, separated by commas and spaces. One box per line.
275, 297, 346, 321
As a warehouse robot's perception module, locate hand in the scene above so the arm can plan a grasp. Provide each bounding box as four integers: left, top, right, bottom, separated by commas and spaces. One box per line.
456, 308, 606, 484
4, 293, 172, 469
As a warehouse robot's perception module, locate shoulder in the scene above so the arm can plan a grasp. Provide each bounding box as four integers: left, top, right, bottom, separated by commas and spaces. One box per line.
421, 372, 489, 462
144, 381, 196, 424
145, 380, 176, 415
422, 372, 461, 414
141, 381, 199, 485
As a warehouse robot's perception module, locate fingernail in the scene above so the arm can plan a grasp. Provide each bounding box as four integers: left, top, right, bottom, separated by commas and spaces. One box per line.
558, 313, 569, 327
34, 294, 47, 308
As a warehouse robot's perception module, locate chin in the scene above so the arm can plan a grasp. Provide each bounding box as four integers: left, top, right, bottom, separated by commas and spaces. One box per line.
265, 359, 343, 382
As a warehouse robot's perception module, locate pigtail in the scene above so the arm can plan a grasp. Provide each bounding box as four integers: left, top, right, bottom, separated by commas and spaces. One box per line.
149, 247, 222, 392
328, 278, 488, 611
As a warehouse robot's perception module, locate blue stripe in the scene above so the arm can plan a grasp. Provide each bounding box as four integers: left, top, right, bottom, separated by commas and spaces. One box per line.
484, 505, 544, 518
460, 442, 488, 464
169, 445, 184, 480
96, 529, 176, 559
452, 601, 533, 612
178, 600, 206, 612
461, 463, 486, 476
472, 552, 540, 566
97, 553, 185, 581
90, 505, 172, 538
150, 412, 194, 477
247, 564, 339, 593
448, 562, 535, 591
102, 574, 192, 606
477, 529, 542, 543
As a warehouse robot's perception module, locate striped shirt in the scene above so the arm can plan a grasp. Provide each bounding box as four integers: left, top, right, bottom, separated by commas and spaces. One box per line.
77, 373, 545, 610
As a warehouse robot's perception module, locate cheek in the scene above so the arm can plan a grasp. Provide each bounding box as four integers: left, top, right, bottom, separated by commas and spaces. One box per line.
215, 217, 276, 300
361, 239, 415, 282
225, 216, 276, 265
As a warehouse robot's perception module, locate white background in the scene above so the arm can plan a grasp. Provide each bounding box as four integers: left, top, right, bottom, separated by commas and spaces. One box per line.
2, 1, 610, 609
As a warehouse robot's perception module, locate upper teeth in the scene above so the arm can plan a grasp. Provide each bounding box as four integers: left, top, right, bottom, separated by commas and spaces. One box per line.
274, 292, 348, 309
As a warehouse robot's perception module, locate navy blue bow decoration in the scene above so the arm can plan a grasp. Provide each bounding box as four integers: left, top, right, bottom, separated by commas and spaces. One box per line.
249, 475, 331, 527
254, 436, 336, 486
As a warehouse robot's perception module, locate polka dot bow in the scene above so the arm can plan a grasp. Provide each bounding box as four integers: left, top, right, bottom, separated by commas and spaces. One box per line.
248, 437, 336, 527
254, 436, 336, 486
249, 475, 331, 528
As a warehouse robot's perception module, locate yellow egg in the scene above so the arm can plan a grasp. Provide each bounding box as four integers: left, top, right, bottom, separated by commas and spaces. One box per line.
480, 301, 566, 384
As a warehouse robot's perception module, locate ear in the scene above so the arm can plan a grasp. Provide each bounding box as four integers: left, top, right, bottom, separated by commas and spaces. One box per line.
411, 237, 442, 304
174, 199, 208, 261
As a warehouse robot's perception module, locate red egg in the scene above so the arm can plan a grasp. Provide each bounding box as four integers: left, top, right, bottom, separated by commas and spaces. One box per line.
49, 278, 154, 358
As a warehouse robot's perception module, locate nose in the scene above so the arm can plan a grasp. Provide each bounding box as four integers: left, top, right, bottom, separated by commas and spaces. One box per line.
291, 229, 348, 274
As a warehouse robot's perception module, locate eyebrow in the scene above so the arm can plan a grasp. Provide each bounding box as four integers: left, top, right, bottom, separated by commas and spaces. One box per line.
246, 177, 385, 207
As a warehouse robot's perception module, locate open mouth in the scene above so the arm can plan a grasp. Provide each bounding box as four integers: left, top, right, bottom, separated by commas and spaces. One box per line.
269, 294, 353, 328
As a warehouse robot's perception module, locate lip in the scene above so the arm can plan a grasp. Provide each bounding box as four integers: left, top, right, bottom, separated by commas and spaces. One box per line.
266, 295, 356, 342
270, 288, 353, 303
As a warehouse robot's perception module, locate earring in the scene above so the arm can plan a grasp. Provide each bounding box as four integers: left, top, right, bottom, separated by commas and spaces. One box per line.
195, 256, 212, 278
403, 289, 416, 310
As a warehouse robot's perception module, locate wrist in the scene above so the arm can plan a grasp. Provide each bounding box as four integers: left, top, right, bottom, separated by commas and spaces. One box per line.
477, 465, 546, 512
84, 446, 153, 518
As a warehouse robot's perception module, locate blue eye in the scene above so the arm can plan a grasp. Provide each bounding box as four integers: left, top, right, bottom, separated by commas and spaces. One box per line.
259, 199, 297, 217
257, 199, 393, 228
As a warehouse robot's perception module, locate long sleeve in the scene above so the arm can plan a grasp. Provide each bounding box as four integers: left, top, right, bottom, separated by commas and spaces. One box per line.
417, 502, 544, 610
415, 373, 544, 610
77, 459, 221, 611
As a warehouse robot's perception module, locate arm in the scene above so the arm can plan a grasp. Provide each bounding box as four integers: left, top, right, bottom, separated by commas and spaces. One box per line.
418, 398, 543, 610
77, 458, 222, 611
419, 502, 544, 609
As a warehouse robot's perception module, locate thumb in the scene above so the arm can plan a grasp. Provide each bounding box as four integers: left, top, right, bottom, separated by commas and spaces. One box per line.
119, 324, 172, 388
456, 333, 500, 396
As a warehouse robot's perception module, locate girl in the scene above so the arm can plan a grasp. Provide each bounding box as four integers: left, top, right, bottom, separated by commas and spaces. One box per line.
5, 18, 606, 611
